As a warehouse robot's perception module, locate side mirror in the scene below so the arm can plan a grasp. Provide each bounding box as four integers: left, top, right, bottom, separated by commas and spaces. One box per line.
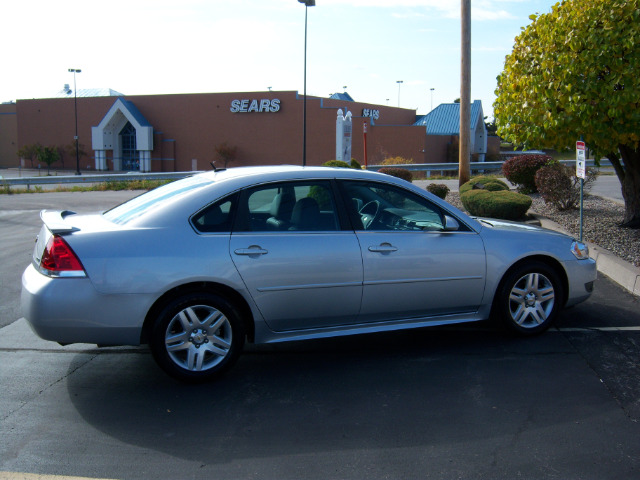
443, 215, 460, 231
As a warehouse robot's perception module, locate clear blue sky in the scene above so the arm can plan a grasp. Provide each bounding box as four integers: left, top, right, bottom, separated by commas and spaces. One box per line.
2, 0, 559, 118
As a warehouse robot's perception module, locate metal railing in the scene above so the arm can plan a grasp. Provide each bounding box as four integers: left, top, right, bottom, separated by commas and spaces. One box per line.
1, 159, 612, 188
366, 159, 611, 176
1, 171, 202, 188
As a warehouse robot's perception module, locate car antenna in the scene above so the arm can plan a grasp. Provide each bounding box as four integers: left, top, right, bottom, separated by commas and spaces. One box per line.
210, 161, 226, 172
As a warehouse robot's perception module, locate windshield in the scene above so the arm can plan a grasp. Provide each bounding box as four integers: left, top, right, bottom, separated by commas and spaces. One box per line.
103, 175, 212, 225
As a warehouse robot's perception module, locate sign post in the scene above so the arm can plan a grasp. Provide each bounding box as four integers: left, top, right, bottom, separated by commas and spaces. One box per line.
576, 140, 586, 241
363, 122, 368, 168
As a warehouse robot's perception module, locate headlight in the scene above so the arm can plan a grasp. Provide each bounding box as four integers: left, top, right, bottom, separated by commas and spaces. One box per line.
571, 240, 590, 260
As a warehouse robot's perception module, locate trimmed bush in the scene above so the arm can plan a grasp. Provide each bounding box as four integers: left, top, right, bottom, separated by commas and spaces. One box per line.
426, 183, 450, 199
459, 176, 509, 195
378, 167, 413, 182
461, 190, 532, 220
535, 163, 598, 210
323, 160, 352, 168
502, 154, 552, 193
350, 158, 363, 170
460, 175, 531, 220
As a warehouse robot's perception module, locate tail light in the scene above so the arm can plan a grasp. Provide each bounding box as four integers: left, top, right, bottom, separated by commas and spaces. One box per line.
38, 235, 86, 277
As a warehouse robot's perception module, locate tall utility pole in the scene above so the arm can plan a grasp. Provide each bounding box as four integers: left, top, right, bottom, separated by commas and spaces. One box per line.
396, 80, 403, 107
459, 0, 471, 187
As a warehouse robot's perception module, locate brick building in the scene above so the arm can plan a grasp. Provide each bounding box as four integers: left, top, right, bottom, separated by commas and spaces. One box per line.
0, 90, 495, 172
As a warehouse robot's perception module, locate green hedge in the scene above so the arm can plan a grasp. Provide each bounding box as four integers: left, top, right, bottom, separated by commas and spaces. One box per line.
461, 190, 532, 220
426, 183, 450, 199
460, 176, 531, 220
323, 160, 352, 168
459, 176, 509, 195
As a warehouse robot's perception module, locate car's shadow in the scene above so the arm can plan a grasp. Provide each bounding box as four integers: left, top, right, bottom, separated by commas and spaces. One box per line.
66, 321, 615, 465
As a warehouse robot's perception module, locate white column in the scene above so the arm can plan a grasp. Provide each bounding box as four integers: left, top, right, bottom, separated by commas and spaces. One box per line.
139, 151, 151, 172
336, 109, 344, 161
335, 110, 353, 162
94, 150, 107, 171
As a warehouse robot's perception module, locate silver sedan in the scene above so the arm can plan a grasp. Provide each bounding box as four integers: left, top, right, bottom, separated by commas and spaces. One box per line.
22, 166, 597, 382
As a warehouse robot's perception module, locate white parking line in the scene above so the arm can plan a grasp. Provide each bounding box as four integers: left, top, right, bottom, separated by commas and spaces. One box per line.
0, 473, 117, 480
556, 326, 640, 332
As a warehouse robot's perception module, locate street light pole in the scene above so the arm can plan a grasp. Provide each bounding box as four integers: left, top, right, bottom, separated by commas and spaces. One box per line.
430, 87, 435, 111
299, 0, 315, 166
68, 68, 81, 175
396, 80, 403, 107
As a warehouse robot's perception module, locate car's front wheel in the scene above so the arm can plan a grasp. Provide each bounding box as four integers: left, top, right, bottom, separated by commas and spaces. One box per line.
150, 292, 245, 382
496, 261, 563, 335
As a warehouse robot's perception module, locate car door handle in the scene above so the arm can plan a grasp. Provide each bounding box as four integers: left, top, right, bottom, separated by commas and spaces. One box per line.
234, 246, 269, 256
368, 243, 398, 253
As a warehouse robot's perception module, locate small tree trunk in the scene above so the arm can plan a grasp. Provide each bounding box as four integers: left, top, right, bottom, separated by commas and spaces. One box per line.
616, 146, 640, 228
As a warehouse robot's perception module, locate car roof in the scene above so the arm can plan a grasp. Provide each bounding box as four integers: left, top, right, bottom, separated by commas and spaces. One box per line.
200, 165, 385, 183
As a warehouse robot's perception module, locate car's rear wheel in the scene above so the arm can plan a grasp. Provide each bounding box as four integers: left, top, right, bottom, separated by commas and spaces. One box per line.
496, 261, 563, 335
150, 292, 245, 382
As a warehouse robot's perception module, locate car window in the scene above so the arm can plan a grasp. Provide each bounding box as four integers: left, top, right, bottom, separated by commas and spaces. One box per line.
341, 180, 447, 231
234, 181, 340, 232
191, 194, 237, 233
104, 175, 212, 225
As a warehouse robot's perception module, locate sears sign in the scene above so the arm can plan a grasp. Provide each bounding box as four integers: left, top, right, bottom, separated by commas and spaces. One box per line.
230, 99, 281, 113
362, 108, 380, 120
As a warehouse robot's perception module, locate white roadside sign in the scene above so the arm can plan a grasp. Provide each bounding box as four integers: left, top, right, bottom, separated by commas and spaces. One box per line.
576, 141, 586, 179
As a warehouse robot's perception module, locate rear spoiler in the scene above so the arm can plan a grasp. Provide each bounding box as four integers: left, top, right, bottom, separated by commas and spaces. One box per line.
40, 210, 80, 234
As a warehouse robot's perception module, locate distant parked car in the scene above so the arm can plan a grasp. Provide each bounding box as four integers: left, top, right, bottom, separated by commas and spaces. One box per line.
22, 166, 596, 382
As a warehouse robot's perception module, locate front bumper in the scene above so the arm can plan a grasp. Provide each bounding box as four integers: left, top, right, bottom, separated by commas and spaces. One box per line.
564, 258, 598, 307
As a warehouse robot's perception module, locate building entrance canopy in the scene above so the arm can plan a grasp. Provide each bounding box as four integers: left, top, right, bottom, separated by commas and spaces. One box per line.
92, 98, 153, 171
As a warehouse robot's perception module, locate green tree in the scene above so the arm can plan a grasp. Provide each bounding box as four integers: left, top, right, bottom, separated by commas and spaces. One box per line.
16, 143, 41, 168
36, 145, 60, 175
494, 0, 640, 227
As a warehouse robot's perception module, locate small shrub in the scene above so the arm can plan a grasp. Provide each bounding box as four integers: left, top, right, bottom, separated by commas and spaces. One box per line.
459, 176, 530, 220
459, 176, 509, 195
378, 167, 413, 182
535, 163, 598, 210
502, 154, 552, 193
426, 183, 450, 199
350, 158, 363, 170
323, 160, 352, 169
461, 190, 532, 220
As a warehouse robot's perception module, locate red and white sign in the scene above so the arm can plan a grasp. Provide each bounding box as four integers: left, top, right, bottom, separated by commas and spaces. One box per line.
576, 141, 586, 179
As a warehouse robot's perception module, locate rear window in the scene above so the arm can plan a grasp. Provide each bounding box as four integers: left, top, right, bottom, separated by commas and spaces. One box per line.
103, 176, 212, 225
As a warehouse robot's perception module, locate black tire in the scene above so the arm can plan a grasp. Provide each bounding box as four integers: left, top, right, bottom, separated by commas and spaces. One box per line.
495, 261, 564, 336
150, 292, 245, 383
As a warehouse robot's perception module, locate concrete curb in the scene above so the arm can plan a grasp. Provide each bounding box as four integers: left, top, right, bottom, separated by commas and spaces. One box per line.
536, 216, 640, 297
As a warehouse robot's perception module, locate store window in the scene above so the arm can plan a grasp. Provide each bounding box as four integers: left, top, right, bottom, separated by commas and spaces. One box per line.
120, 122, 138, 171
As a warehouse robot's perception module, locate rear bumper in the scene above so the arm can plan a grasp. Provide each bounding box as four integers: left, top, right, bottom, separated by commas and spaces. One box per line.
21, 264, 150, 346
